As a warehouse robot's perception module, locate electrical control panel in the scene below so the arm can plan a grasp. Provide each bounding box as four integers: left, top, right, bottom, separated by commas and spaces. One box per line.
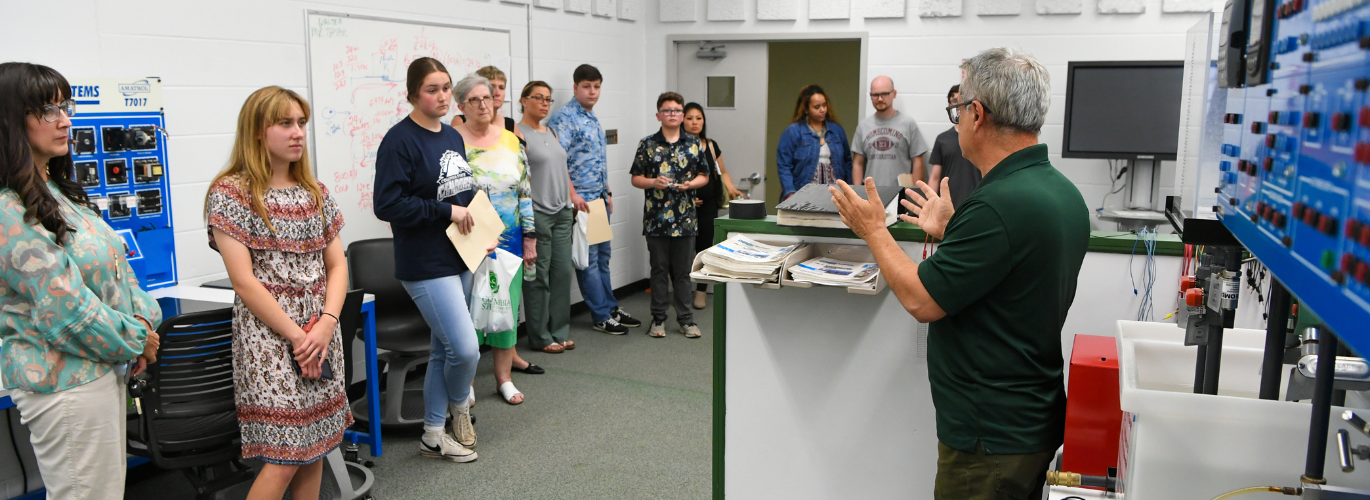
1215, 0, 1370, 351
68, 78, 176, 289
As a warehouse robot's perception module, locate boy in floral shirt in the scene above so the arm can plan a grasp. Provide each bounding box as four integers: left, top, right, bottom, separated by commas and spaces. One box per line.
629, 92, 710, 338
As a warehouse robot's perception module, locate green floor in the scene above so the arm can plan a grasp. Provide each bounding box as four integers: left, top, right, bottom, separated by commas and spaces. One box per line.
124, 290, 714, 499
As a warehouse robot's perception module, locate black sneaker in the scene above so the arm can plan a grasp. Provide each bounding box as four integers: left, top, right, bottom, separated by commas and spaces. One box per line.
612, 307, 642, 327
594, 318, 629, 335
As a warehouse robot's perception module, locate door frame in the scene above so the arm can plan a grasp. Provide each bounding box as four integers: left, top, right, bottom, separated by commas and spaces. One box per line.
666, 32, 871, 120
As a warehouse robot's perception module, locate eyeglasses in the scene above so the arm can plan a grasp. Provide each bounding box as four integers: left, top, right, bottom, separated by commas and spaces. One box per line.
658, 109, 684, 116
870, 91, 893, 100
525, 95, 554, 105
38, 100, 76, 123
946, 99, 991, 124
464, 96, 493, 108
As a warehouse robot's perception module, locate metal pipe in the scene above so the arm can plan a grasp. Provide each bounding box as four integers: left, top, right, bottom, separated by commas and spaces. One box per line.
1259, 280, 1291, 400
1203, 323, 1225, 395
1195, 343, 1209, 393
1304, 330, 1340, 483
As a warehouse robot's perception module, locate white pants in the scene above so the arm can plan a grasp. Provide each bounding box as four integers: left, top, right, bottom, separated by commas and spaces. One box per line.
11, 370, 127, 500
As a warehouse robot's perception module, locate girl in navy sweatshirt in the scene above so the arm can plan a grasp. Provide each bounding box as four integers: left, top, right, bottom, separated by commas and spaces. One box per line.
373, 57, 492, 464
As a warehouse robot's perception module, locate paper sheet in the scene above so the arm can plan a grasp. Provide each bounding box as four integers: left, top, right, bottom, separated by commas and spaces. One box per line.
446, 190, 506, 272
586, 198, 613, 245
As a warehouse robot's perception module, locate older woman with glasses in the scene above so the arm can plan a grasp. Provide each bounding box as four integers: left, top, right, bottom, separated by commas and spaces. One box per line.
452, 74, 539, 405
453, 66, 524, 144
0, 62, 162, 500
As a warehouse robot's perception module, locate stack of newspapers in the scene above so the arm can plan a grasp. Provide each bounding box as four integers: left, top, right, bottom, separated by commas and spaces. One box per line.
787, 257, 881, 290
691, 235, 801, 284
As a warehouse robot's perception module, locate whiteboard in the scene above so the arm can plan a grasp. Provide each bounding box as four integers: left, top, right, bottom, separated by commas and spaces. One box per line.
305, 11, 512, 244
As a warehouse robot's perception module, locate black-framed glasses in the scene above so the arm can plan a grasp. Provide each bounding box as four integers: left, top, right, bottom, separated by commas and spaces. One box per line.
525, 95, 554, 105
658, 109, 684, 116
870, 91, 893, 100
38, 100, 76, 123
946, 99, 991, 124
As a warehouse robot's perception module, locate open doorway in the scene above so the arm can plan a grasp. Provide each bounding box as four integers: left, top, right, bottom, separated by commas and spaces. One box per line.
671, 36, 866, 212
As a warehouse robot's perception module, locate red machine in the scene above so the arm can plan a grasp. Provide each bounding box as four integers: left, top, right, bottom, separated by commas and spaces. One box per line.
1062, 334, 1123, 480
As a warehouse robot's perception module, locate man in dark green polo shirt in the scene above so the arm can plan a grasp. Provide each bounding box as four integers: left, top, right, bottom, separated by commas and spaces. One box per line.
831, 47, 1090, 500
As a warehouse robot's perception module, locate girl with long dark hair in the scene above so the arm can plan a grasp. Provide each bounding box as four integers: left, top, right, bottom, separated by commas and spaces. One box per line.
776, 85, 852, 200
682, 102, 742, 309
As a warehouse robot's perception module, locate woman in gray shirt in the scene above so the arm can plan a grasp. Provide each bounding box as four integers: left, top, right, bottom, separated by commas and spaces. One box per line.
518, 81, 579, 353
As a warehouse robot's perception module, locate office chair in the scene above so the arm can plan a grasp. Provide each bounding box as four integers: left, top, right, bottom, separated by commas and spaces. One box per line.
328, 289, 376, 500
126, 306, 256, 500
347, 238, 431, 426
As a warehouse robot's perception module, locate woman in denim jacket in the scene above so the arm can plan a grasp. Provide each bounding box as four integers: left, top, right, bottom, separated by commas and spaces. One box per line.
777, 85, 852, 200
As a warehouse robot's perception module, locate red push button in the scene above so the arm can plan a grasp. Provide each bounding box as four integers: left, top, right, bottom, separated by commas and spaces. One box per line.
1344, 253, 1357, 271
1349, 219, 1363, 240
1333, 112, 1353, 131
1356, 143, 1370, 164
1305, 207, 1320, 226
1264, 157, 1275, 171
1321, 214, 1340, 235
1267, 134, 1278, 147
1359, 107, 1370, 127
1360, 225, 1370, 247
1358, 262, 1370, 284
1306, 112, 1322, 128
1294, 202, 1307, 219
1275, 212, 1287, 228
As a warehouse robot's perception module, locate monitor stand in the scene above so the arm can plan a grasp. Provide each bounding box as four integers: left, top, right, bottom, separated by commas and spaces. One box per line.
1127, 156, 1162, 210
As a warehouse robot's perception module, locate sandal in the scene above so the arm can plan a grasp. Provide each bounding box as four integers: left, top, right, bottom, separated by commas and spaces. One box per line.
513, 362, 545, 375
561, 340, 575, 350
498, 381, 523, 405
540, 343, 565, 354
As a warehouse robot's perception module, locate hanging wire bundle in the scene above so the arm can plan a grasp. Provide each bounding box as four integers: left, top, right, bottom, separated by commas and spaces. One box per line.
1131, 227, 1159, 321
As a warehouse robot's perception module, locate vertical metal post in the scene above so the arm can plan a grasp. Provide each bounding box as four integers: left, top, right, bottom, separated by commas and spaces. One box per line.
1259, 280, 1291, 400
1202, 323, 1225, 395
1194, 344, 1208, 393
1304, 330, 1340, 484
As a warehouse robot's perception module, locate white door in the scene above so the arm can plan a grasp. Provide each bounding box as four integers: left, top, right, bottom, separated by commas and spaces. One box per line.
674, 42, 768, 199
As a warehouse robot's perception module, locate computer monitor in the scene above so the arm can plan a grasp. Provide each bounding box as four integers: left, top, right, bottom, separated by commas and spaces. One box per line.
1061, 61, 1184, 160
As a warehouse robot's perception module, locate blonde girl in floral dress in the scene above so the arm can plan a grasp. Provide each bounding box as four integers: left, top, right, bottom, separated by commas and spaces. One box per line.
204, 86, 350, 500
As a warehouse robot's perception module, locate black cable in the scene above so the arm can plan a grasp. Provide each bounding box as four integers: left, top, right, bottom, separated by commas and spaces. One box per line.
1060, 497, 1088, 500
6, 409, 26, 493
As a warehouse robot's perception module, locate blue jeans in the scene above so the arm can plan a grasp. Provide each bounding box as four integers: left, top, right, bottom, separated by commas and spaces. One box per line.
575, 240, 618, 323
401, 272, 479, 428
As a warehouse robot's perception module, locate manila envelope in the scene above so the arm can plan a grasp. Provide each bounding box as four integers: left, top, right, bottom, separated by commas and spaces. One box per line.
446, 190, 506, 272
586, 198, 613, 245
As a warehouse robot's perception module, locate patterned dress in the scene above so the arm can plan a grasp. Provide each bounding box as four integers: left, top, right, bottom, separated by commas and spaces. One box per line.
205, 176, 351, 465
467, 130, 535, 348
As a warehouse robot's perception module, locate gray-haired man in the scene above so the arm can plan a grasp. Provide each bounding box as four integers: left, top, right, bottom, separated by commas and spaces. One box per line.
830, 48, 1090, 499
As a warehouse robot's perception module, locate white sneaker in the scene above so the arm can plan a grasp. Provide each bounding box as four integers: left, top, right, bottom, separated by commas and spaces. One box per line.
449, 402, 477, 449
419, 431, 477, 463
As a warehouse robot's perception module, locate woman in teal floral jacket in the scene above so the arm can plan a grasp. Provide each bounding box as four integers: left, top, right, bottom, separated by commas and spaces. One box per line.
0, 62, 162, 500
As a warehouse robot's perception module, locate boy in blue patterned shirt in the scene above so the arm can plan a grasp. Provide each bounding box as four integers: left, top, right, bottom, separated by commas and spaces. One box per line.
548, 64, 641, 334
629, 92, 710, 338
